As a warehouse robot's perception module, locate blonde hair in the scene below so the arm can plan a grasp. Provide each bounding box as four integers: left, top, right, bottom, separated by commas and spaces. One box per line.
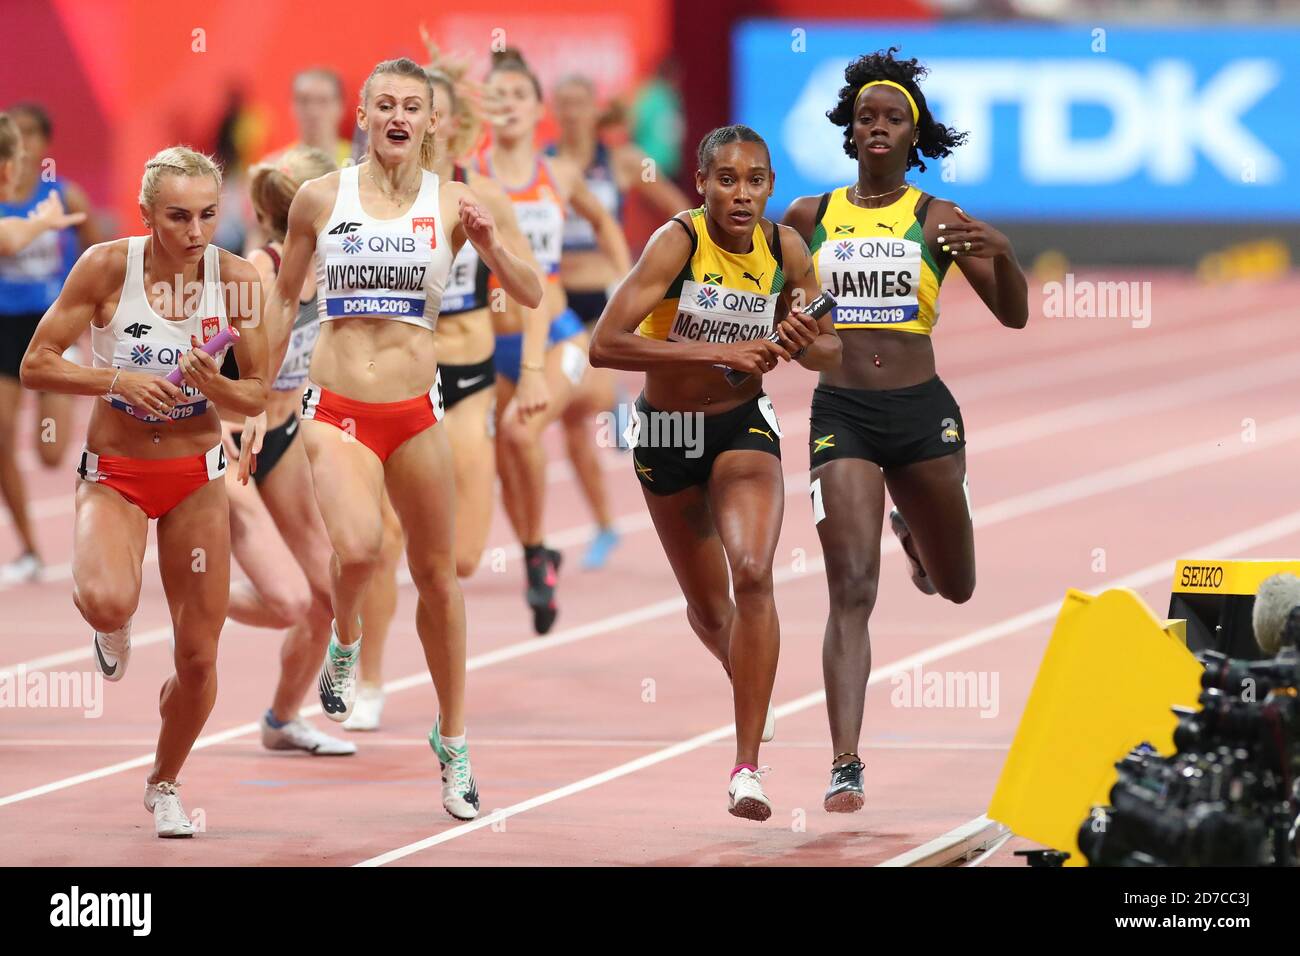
419, 31, 487, 164
0, 113, 18, 163
425, 68, 484, 164
139, 146, 222, 208
249, 145, 335, 241
360, 57, 438, 172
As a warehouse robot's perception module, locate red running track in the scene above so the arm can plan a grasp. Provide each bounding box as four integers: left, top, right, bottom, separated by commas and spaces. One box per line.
1, 270, 1297, 866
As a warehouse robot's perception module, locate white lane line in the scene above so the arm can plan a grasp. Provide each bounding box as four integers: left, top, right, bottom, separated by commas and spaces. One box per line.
2, 415, 1296, 808
355, 507, 1300, 866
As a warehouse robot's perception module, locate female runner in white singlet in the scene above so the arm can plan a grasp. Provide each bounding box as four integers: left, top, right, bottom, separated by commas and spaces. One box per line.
343, 60, 545, 733
261, 58, 542, 821
21, 146, 270, 837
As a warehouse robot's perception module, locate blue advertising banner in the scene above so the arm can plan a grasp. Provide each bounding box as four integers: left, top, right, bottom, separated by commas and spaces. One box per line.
732, 22, 1300, 220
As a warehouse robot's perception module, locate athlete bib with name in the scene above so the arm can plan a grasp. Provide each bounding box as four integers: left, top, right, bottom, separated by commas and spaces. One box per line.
92, 236, 231, 424
484, 155, 565, 279
639, 207, 785, 346
809, 185, 947, 335
315, 164, 452, 332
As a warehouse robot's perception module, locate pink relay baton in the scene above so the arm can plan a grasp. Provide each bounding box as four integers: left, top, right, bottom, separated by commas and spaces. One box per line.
165, 325, 239, 385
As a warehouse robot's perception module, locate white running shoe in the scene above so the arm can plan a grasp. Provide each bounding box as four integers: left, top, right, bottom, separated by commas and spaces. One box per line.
343, 684, 384, 732
0, 552, 42, 585
762, 702, 776, 743
429, 718, 480, 821
317, 623, 360, 722
728, 766, 773, 822
143, 781, 195, 838
261, 714, 357, 755
92, 619, 133, 683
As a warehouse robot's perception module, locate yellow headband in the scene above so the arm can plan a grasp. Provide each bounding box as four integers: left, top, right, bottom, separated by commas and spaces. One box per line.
857, 80, 919, 125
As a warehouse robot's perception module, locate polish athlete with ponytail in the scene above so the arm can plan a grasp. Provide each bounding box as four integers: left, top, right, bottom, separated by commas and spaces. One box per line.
343, 53, 544, 732
261, 58, 542, 821
21, 146, 270, 837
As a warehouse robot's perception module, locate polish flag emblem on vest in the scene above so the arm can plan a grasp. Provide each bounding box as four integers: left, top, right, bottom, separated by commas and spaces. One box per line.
412, 217, 437, 250
201, 316, 221, 343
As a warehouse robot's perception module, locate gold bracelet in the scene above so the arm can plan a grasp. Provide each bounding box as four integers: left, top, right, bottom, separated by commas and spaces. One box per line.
107, 369, 121, 395
520, 361, 545, 372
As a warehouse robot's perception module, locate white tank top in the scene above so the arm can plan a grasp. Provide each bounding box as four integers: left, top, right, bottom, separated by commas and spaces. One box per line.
92, 236, 231, 424
315, 164, 452, 332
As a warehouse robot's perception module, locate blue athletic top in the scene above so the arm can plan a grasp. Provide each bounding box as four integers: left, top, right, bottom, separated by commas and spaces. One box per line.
0, 179, 79, 315
545, 142, 622, 254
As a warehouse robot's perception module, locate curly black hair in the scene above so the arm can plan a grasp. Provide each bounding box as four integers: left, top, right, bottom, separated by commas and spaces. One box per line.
826, 47, 967, 173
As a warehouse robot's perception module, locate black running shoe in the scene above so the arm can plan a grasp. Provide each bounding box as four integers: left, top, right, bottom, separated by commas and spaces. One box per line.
525, 546, 559, 635
824, 759, 865, 813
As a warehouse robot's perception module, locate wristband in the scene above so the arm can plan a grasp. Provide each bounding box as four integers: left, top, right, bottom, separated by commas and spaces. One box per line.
107, 369, 121, 396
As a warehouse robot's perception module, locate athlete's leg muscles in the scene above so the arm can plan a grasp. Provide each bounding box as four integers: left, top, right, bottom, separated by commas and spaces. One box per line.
708, 450, 786, 767
812, 457, 886, 761
301, 420, 387, 644
560, 364, 617, 528
152, 477, 230, 783
255, 436, 338, 719
383, 423, 466, 735
356, 491, 402, 690
883, 449, 975, 603
443, 386, 496, 578
495, 337, 582, 545
641, 483, 735, 669
71, 480, 149, 633
225, 468, 310, 629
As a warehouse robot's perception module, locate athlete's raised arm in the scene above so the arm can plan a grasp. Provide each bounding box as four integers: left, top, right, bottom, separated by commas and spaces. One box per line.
0, 190, 86, 256
929, 200, 1027, 329
263, 175, 331, 372
444, 179, 542, 310
20, 242, 186, 417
